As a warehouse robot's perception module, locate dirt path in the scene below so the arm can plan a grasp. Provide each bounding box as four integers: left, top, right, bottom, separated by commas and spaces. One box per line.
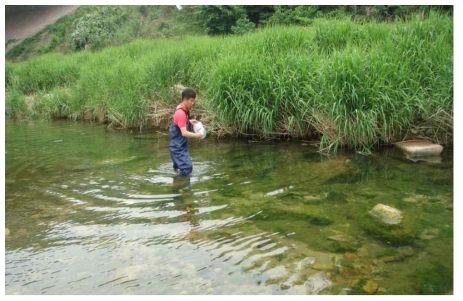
6, 5, 80, 52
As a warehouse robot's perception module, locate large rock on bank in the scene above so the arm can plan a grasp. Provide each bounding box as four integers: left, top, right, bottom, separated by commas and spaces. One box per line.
394, 141, 443, 157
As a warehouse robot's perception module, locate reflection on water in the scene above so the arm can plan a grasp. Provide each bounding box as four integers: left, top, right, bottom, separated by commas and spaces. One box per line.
5, 120, 453, 295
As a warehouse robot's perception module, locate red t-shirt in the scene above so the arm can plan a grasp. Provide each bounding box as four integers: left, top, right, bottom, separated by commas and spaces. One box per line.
173, 104, 188, 128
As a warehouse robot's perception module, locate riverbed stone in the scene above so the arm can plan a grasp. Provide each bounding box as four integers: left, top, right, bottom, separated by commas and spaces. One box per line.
17, 229, 28, 236
303, 195, 321, 202
344, 252, 357, 261
311, 264, 332, 272
6, 228, 10, 237
369, 204, 402, 225
419, 228, 439, 240
360, 211, 418, 245
378, 287, 388, 294
363, 280, 378, 294
357, 247, 369, 257
403, 197, 419, 203
397, 246, 415, 257
296, 257, 316, 270
395, 141, 443, 157
305, 272, 332, 295
327, 234, 355, 243
381, 255, 401, 263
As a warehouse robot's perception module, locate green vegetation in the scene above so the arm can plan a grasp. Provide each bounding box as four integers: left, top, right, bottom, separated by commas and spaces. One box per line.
71, 6, 127, 51
411, 260, 453, 294
7, 5, 452, 61
6, 12, 453, 152
6, 6, 202, 61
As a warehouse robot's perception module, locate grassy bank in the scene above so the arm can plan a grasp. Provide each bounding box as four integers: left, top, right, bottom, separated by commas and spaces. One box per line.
6, 12, 453, 152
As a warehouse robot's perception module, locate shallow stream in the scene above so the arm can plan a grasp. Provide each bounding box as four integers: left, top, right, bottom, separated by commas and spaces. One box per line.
5, 120, 453, 294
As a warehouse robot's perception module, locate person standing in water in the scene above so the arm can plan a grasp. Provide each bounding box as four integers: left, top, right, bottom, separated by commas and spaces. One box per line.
169, 88, 203, 176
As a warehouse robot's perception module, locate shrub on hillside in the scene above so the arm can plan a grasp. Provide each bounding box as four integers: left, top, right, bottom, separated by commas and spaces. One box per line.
71, 6, 127, 50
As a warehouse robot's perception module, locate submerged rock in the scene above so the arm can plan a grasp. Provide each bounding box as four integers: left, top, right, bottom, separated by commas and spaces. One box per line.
348, 278, 378, 295
17, 229, 28, 236
403, 197, 419, 203
419, 228, 439, 240
363, 280, 378, 294
296, 257, 316, 270
303, 195, 320, 201
327, 234, 355, 243
344, 252, 358, 261
360, 211, 418, 245
5, 228, 10, 237
305, 272, 332, 295
377, 287, 388, 294
380, 246, 415, 262
381, 255, 401, 263
369, 204, 402, 225
397, 246, 415, 257
357, 247, 369, 257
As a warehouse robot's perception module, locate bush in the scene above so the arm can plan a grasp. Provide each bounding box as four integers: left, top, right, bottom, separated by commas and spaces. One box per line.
231, 18, 255, 35
71, 6, 127, 50
195, 5, 248, 35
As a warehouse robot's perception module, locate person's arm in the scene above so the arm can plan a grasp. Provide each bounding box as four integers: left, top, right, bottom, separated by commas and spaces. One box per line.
180, 127, 203, 139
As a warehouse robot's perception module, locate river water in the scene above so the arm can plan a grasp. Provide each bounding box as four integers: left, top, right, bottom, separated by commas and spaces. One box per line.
5, 120, 453, 295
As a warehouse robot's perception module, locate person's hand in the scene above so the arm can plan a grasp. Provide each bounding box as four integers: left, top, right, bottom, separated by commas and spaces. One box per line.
196, 132, 204, 139
190, 119, 198, 125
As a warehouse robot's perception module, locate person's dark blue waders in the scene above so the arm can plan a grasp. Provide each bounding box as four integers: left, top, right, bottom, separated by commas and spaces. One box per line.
169, 107, 193, 176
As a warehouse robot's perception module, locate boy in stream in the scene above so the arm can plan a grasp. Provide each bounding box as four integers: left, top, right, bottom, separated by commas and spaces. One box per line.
169, 88, 203, 176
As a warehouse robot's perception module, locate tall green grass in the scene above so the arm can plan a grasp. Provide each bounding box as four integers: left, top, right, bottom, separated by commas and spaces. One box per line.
6, 12, 453, 152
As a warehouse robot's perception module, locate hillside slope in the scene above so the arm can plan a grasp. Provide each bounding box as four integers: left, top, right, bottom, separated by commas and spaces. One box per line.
6, 6, 79, 53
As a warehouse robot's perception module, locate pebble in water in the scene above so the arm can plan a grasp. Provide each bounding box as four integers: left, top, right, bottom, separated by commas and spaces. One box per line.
296, 257, 316, 270
369, 204, 402, 225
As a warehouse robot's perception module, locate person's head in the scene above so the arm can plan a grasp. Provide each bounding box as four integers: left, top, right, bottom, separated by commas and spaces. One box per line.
182, 88, 196, 110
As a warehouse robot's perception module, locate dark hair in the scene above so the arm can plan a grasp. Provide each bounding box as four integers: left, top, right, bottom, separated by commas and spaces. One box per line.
182, 88, 196, 100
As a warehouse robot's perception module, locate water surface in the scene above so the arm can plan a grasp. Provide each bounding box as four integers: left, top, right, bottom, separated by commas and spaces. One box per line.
5, 120, 453, 294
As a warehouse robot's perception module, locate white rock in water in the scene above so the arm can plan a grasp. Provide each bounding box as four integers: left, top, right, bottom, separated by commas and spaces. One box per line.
305, 272, 332, 295
193, 122, 207, 139
296, 257, 316, 270
369, 204, 402, 225
394, 141, 443, 157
